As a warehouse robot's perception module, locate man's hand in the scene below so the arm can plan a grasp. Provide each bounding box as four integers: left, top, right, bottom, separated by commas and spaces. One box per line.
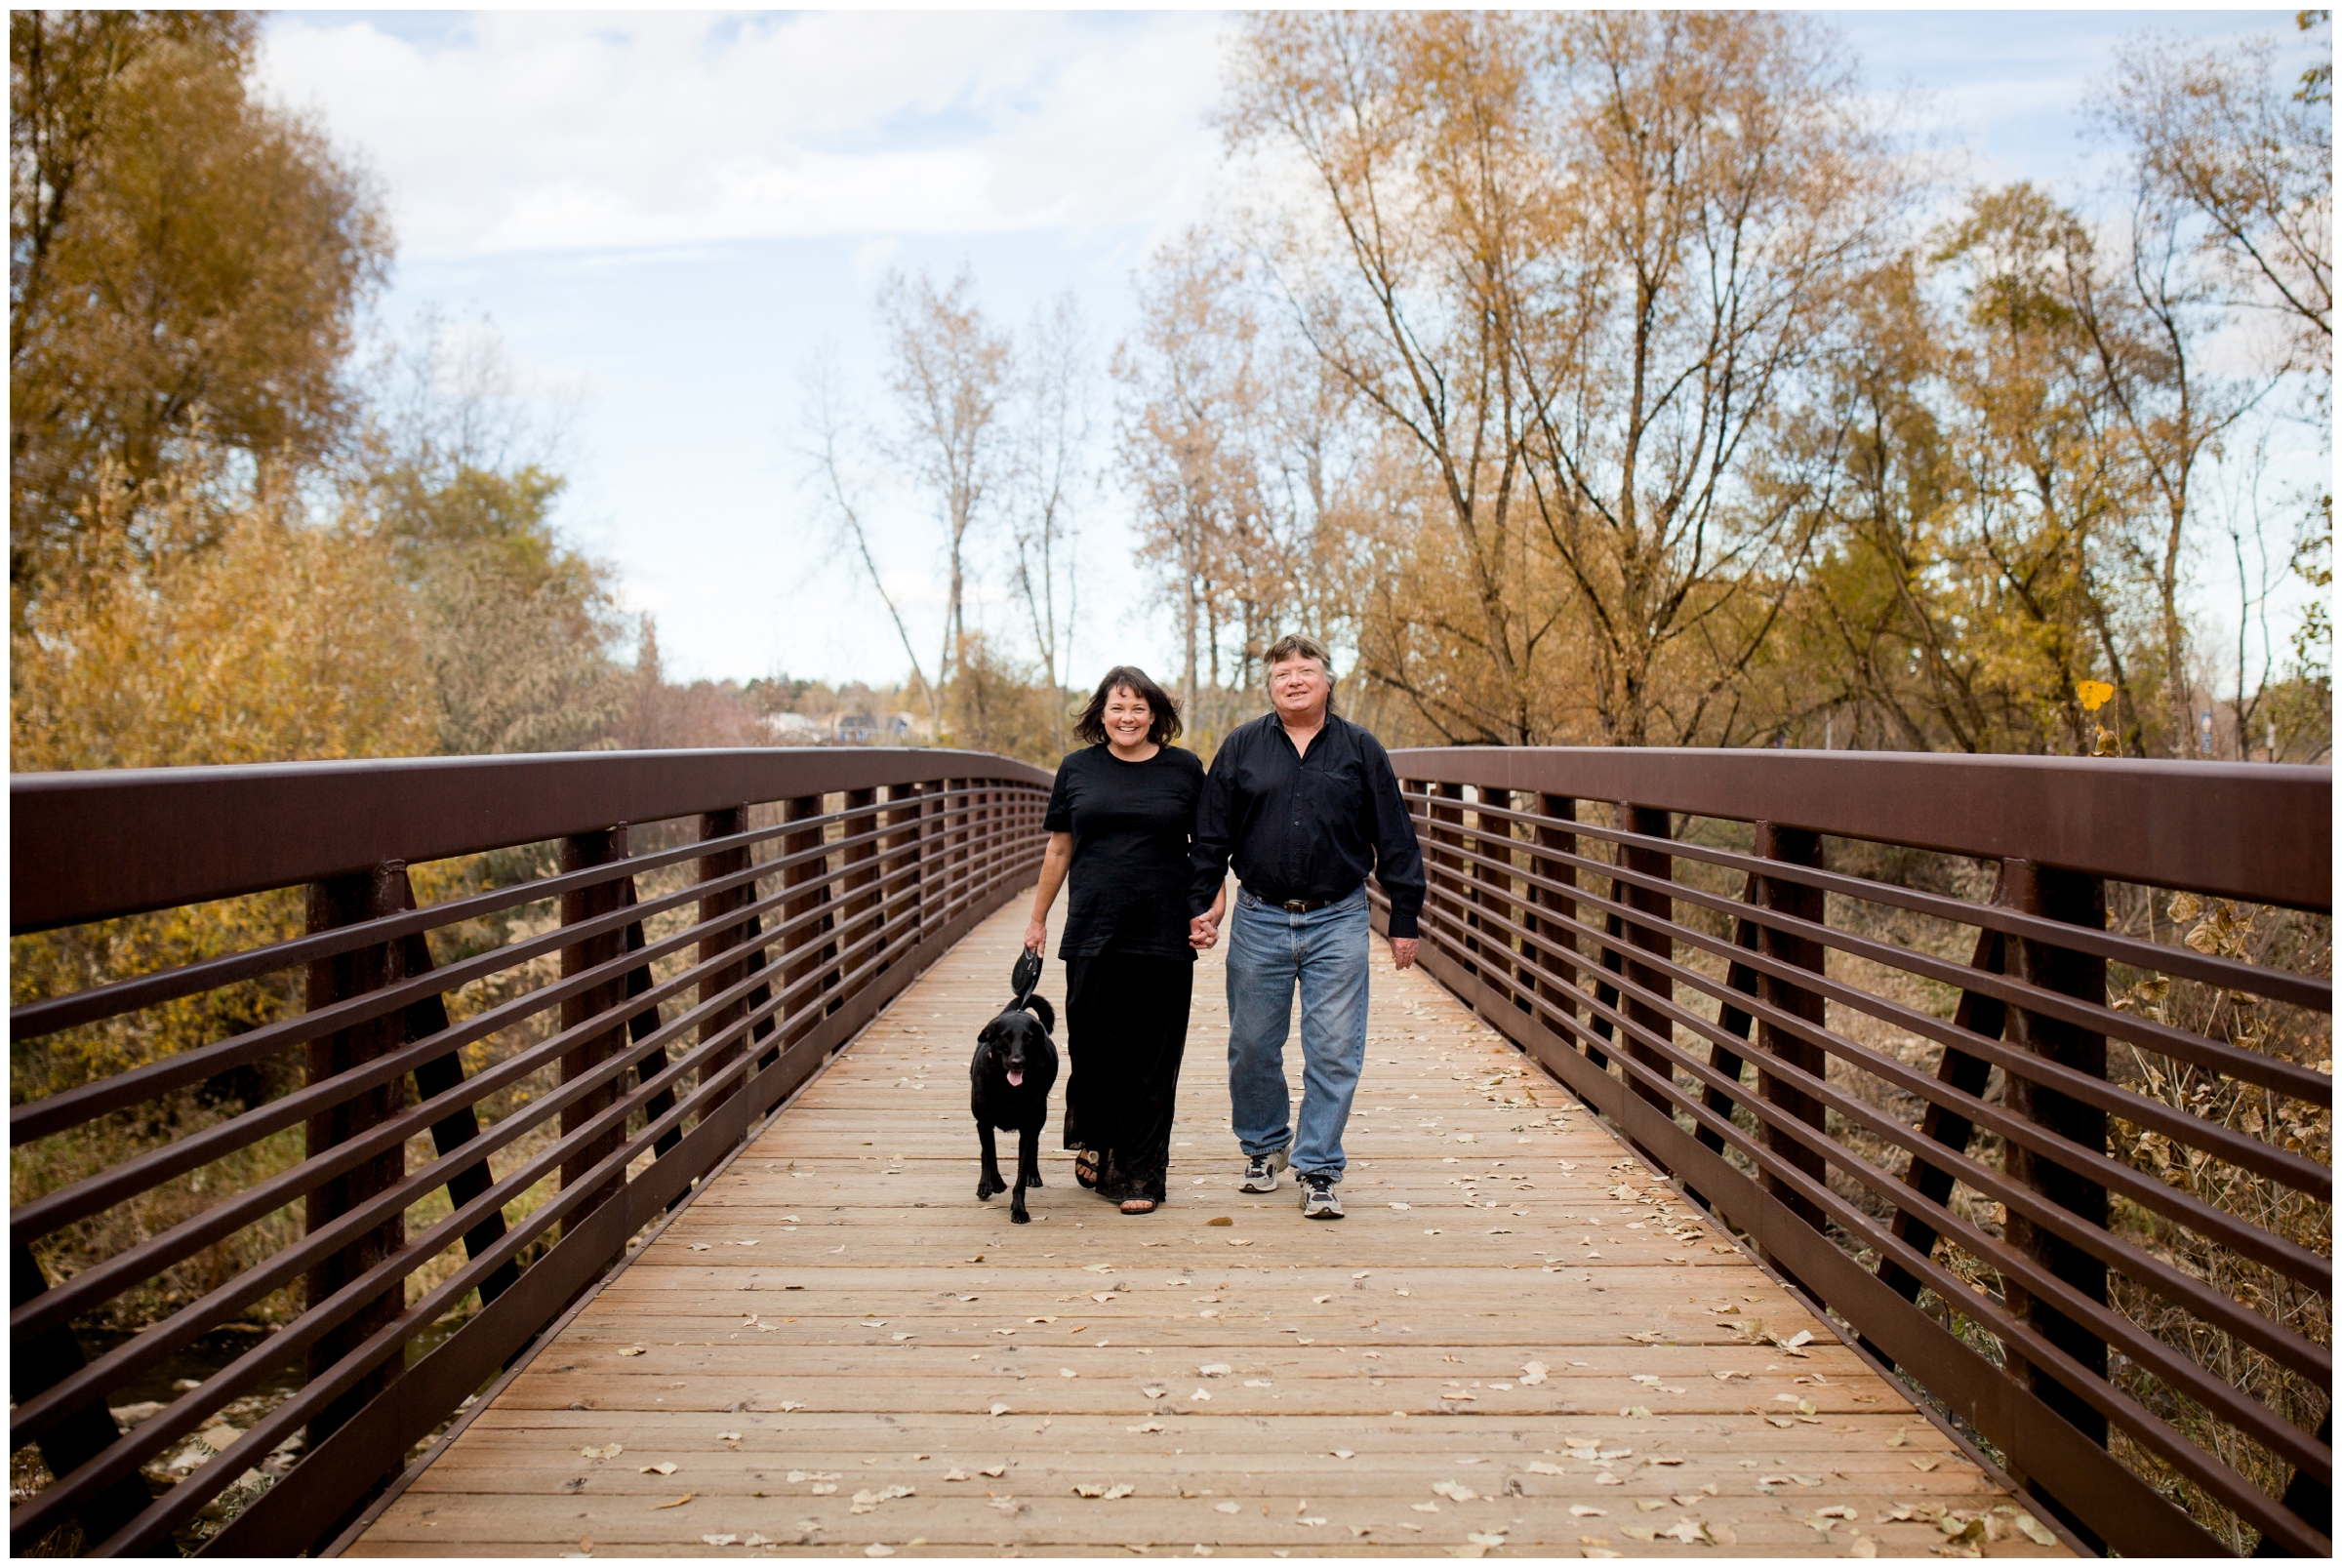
1190, 913, 1220, 950
1389, 936, 1419, 971
1023, 916, 1048, 956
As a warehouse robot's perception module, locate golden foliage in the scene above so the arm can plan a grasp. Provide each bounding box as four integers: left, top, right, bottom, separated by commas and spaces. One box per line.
11, 465, 433, 772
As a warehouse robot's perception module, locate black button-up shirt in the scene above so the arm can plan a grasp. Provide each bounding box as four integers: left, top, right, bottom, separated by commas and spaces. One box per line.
1189, 711, 1428, 939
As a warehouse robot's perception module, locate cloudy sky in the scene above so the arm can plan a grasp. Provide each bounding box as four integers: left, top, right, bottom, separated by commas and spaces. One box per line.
257, 7, 2311, 691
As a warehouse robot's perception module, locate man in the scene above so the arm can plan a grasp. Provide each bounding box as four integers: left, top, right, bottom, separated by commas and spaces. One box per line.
1189, 633, 1426, 1220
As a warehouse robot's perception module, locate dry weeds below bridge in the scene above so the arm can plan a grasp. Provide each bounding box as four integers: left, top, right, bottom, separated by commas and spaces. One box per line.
350, 898, 2066, 1558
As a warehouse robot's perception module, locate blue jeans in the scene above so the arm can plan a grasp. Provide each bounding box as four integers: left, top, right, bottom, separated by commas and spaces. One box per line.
1225, 885, 1370, 1182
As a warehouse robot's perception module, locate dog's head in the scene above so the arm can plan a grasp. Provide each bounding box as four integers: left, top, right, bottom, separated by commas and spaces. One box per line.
980, 1006, 1051, 1088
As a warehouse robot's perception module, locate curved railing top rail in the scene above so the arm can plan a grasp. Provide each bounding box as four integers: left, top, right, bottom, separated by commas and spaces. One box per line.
9, 746, 1056, 934
1390, 747, 2332, 912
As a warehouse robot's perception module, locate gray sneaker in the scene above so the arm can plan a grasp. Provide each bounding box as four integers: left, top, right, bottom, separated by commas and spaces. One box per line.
1300, 1173, 1344, 1219
1239, 1148, 1288, 1192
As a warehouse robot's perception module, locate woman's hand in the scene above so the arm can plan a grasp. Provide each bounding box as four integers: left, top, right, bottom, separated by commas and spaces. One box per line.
1023, 916, 1048, 956
1188, 913, 1219, 950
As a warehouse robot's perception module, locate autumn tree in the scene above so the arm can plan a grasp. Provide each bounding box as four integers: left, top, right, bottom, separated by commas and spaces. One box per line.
877, 266, 1011, 700
1005, 290, 1091, 747
9, 11, 390, 604
2100, 15, 2332, 395
1225, 13, 1561, 744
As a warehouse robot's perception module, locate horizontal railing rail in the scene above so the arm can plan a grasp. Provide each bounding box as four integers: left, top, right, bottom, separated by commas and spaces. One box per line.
1375, 747, 2331, 1557
9, 748, 1050, 1556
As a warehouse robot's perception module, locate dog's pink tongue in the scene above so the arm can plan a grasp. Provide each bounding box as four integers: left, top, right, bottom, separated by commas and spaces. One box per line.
1005, 1068, 1025, 1087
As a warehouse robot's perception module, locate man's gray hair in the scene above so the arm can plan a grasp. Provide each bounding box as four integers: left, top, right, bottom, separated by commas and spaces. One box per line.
1263, 632, 1337, 715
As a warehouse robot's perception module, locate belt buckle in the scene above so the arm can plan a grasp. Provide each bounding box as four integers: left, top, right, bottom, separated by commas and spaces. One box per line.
1281, 899, 1310, 913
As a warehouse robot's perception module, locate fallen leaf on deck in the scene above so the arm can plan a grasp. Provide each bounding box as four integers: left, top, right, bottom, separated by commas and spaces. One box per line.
616, 1347, 645, 1357
945, 1468, 969, 1481
652, 1494, 694, 1509
1215, 1502, 1241, 1514
1519, 1360, 1548, 1386
989, 1403, 1012, 1417
1199, 1363, 1231, 1376
1206, 1217, 1232, 1226
1528, 1462, 1566, 1476
1569, 1506, 1606, 1517
581, 1444, 623, 1461
1433, 1481, 1477, 1502
639, 1462, 678, 1475
1333, 1449, 1355, 1460
1411, 1502, 1441, 1512
1886, 1427, 1907, 1448
1128, 1422, 1166, 1433
981, 1466, 1005, 1477
700, 1534, 737, 1547
1908, 1457, 1939, 1471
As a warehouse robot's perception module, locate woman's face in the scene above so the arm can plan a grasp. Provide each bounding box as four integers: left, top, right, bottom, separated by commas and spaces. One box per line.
1103, 687, 1153, 749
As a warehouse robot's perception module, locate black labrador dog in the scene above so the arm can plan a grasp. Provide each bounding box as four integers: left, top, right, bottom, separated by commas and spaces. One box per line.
970, 951, 1059, 1224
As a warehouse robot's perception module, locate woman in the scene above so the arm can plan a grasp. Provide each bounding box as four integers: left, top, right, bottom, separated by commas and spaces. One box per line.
1024, 666, 1221, 1215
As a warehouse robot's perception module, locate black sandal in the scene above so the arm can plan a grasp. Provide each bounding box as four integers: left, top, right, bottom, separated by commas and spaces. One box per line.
1074, 1149, 1102, 1189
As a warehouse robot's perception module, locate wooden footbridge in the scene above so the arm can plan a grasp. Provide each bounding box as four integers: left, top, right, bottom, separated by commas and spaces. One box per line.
10, 748, 2331, 1557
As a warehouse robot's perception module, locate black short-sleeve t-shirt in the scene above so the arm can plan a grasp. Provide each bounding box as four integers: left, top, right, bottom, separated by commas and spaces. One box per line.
1044, 744, 1206, 960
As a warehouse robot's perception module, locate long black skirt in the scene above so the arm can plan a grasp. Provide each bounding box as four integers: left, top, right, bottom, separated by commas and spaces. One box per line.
1061, 953, 1192, 1203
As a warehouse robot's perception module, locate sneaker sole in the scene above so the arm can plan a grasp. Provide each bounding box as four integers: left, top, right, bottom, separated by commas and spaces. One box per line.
1305, 1203, 1345, 1220
1238, 1173, 1279, 1193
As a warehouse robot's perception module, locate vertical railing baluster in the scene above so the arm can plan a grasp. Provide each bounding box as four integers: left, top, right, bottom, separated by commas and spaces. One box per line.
557, 826, 632, 1223
303, 863, 410, 1449
2000, 858, 2111, 1550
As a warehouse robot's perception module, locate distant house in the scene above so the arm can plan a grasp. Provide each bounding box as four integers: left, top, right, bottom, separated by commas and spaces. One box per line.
762, 712, 822, 744
831, 712, 876, 744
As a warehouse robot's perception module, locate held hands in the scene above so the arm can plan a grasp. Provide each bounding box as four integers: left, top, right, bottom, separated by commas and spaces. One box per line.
1389, 936, 1419, 971
1189, 913, 1220, 950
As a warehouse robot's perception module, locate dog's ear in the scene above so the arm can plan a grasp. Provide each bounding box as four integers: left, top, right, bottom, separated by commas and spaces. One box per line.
1029, 994, 1056, 1035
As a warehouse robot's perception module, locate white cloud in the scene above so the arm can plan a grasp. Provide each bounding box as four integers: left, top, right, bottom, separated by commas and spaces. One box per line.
258, 11, 1228, 260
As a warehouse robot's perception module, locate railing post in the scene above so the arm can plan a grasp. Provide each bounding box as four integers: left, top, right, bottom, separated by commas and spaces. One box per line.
1751, 823, 1830, 1295
2000, 858, 2111, 1548
557, 827, 631, 1226
1473, 786, 1516, 1010
695, 807, 758, 1109
303, 862, 410, 1450
1618, 805, 1675, 1127
1530, 794, 1579, 1033
1429, 783, 1470, 976
780, 795, 829, 1046
841, 787, 880, 961
876, 784, 921, 972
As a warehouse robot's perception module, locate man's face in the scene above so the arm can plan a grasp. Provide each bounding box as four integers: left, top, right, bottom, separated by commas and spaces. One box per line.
1269, 656, 1329, 720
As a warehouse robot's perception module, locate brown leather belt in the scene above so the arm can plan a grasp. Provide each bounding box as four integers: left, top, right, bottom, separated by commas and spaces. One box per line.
1272, 896, 1334, 913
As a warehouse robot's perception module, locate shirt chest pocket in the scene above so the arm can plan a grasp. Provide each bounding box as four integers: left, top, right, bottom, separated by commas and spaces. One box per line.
1296, 758, 1361, 823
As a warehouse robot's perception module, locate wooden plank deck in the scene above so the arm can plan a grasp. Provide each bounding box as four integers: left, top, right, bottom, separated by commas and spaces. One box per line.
351, 894, 2067, 1559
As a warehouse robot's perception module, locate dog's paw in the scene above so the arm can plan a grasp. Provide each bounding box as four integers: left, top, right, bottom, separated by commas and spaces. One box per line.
1023, 1171, 1045, 1188
1010, 1206, 1031, 1225
977, 1175, 1003, 1201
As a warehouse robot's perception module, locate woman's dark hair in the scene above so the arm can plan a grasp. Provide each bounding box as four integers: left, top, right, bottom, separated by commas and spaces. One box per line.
1074, 665, 1182, 746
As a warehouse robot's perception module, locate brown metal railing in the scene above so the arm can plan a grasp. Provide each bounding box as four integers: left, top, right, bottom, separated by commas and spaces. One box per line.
1377, 747, 2331, 1557
9, 748, 1050, 1556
